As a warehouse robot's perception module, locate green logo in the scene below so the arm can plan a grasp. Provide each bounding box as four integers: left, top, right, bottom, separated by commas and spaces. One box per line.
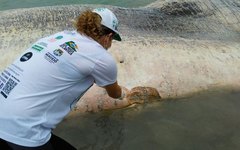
65, 41, 78, 51
55, 35, 63, 40
32, 45, 44, 52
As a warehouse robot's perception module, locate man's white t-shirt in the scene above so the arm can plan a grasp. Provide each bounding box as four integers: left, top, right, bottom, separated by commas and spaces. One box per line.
0, 31, 117, 147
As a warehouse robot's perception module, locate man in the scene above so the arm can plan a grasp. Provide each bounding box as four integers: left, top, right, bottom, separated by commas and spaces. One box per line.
0, 8, 129, 150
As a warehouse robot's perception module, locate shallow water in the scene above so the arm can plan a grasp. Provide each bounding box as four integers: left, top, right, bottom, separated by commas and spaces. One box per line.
0, 0, 157, 11
54, 89, 240, 150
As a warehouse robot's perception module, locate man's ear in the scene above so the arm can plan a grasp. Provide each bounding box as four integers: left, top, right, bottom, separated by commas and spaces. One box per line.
108, 33, 113, 38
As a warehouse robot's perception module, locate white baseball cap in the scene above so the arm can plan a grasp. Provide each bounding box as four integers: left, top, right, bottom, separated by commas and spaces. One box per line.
93, 8, 122, 41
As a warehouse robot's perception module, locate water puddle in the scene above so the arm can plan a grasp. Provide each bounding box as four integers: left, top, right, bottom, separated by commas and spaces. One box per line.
54, 89, 240, 150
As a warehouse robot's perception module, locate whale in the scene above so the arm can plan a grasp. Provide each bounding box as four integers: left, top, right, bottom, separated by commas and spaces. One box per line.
0, 0, 240, 112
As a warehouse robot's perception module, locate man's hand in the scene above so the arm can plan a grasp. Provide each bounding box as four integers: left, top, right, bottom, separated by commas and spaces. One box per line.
118, 86, 130, 100
126, 86, 161, 104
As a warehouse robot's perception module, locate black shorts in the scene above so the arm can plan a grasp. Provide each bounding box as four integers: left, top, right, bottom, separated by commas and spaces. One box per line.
0, 134, 77, 150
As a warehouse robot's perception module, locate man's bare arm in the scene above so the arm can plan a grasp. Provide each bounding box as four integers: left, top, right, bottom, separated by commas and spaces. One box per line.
103, 81, 122, 99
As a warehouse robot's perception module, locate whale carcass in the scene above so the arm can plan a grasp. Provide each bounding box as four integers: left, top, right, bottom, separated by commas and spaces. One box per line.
0, 0, 240, 112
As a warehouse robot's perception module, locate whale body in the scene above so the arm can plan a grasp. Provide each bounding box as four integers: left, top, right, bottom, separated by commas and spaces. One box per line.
0, 0, 240, 112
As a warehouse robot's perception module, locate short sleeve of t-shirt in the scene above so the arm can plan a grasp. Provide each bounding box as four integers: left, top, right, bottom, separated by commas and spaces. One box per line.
91, 54, 117, 87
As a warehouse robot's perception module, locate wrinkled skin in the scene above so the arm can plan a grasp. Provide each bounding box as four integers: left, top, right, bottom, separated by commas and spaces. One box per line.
74, 85, 161, 113
0, 0, 240, 113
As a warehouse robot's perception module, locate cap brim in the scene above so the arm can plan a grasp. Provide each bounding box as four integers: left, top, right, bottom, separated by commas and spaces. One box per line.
113, 33, 122, 41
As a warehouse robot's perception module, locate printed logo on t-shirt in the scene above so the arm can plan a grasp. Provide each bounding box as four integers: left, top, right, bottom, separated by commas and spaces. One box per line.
53, 49, 63, 57
38, 42, 48, 48
0, 82, 3, 90
59, 41, 78, 55
64, 31, 76, 35
55, 36, 63, 40
20, 52, 33, 62
31, 45, 44, 52
44, 52, 59, 64
48, 35, 64, 42
0, 69, 20, 98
